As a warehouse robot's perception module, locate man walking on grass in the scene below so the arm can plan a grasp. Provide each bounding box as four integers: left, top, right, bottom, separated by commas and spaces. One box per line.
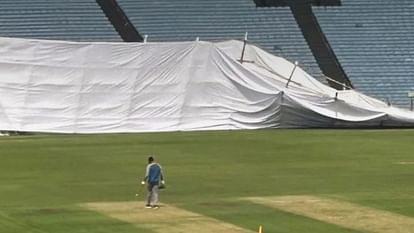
141, 156, 165, 209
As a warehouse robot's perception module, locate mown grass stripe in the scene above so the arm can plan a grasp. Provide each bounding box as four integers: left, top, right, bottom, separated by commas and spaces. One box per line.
244, 196, 414, 233
81, 201, 253, 233
0, 211, 47, 233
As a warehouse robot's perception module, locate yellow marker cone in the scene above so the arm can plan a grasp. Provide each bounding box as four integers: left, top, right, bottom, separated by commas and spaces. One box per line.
258, 225, 263, 233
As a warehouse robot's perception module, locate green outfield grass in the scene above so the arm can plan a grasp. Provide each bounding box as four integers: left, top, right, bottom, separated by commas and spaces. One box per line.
1, 129, 414, 233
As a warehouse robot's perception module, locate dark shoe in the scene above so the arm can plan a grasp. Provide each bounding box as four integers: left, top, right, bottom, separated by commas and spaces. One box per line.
151, 205, 159, 209
145, 204, 152, 209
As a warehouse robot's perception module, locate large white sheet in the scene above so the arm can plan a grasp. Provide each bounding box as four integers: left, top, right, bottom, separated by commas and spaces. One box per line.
0, 37, 413, 133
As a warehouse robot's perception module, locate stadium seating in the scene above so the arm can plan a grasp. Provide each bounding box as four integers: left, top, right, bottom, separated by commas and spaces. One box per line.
0, 0, 120, 41
2, 0, 413, 108
116, 0, 326, 82
313, 0, 414, 107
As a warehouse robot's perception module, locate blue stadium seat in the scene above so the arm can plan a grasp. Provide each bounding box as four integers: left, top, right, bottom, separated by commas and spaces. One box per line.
313, 0, 414, 107
116, 0, 326, 83
0, 0, 121, 42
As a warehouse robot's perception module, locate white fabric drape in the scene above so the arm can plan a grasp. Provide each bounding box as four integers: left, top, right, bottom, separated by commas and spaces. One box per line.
0, 37, 413, 133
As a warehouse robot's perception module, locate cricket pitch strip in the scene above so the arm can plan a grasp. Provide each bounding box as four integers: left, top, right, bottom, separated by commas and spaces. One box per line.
243, 195, 414, 233
80, 201, 253, 233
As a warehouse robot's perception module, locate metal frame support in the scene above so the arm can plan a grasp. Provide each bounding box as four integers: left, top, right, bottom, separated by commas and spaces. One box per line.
285, 61, 299, 88
240, 32, 248, 63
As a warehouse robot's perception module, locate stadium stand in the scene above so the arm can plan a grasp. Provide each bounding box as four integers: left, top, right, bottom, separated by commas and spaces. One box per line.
0, 0, 121, 41
116, 0, 326, 83
1, 0, 413, 108
313, 0, 414, 107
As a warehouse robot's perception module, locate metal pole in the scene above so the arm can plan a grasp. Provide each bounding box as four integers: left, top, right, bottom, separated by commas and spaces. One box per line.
240, 32, 248, 63
285, 61, 299, 88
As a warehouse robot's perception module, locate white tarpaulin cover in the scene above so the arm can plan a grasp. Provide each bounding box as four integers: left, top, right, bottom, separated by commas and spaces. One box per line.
0, 37, 414, 133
